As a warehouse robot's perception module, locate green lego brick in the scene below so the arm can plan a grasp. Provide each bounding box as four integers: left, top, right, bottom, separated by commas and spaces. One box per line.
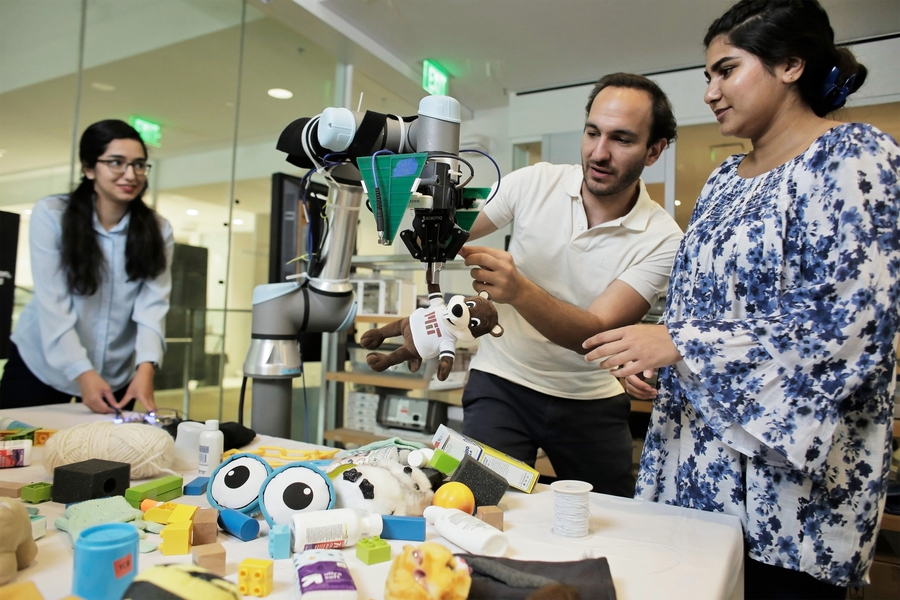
20, 482, 52, 503
356, 536, 391, 565
429, 448, 460, 475
125, 476, 183, 508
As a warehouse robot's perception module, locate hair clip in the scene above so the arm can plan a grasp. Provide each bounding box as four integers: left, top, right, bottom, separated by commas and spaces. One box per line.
820, 66, 856, 110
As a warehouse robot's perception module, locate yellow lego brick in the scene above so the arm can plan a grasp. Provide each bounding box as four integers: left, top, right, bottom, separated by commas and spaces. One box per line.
33, 429, 57, 446
160, 521, 193, 555
144, 507, 174, 524
167, 503, 197, 523
0, 580, 44, 600
238, 557, 274, 597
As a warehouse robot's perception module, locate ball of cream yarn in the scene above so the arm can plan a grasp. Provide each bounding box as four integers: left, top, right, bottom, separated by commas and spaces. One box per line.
44, 421, 176, 479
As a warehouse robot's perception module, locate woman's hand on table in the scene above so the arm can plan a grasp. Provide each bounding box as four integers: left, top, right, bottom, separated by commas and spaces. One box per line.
76, 370, 118, 414
121, 362, 158, 413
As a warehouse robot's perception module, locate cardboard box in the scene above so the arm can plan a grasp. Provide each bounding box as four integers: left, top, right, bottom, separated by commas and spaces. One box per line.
432, 425, 538, 493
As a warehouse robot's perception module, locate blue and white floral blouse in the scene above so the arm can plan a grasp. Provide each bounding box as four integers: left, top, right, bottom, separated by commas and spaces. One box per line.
637, 123, 900, 586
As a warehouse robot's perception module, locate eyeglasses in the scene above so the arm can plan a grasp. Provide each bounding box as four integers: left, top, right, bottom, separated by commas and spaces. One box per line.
95, 159, 152, 176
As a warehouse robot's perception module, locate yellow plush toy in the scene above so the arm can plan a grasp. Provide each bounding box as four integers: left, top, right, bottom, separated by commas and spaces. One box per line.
384, 542, 471, 600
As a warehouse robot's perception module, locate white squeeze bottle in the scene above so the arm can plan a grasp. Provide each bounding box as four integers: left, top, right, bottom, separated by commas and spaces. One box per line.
291, 508, 383, 552
423, 505, 508, 556
197, 419, 224, 476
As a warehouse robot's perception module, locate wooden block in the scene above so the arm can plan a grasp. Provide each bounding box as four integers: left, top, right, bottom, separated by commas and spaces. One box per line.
192, 542, 226, 577
192, 507, 219, 545
476, 505, 504, 531
0, 481, 26, 498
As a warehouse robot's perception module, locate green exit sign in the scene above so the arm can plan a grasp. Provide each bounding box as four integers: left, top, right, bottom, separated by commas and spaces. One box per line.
422, 60, 448, 96
129, 116, 162, 148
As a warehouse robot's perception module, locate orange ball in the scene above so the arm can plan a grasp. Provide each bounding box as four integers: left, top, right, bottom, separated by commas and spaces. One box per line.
433, 482, 476, 515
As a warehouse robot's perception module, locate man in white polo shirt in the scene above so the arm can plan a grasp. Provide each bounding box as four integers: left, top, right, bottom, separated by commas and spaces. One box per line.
458, 73, 683, 497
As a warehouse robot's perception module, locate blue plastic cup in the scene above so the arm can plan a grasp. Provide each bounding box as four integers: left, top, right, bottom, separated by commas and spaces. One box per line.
73, 523, 139, 600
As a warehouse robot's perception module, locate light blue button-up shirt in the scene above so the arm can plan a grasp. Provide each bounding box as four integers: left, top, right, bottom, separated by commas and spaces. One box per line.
12, 194, 174, 396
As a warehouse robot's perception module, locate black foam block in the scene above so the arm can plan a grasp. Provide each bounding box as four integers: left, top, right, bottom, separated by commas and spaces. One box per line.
420, 467, 445, 491
52, 458, 131, 503
449, 454, 508, 508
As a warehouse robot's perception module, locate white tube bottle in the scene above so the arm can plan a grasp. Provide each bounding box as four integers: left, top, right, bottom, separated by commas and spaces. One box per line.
423, 505, 508, 556
197, 419, 224, 476
291, 508, 383, 552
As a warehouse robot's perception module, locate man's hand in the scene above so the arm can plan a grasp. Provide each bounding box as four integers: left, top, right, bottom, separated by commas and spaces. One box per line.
583, 323, 682, 378
458, 245, 525, 305
76, 370, 117, 414
121, 363, 158, 413
623, 371, 658, 399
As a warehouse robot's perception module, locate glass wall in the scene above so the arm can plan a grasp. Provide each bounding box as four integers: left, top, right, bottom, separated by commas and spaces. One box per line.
0, 0, 384, 431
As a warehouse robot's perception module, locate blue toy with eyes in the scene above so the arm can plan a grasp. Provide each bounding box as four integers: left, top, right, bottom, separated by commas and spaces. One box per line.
207, 453, 335, 526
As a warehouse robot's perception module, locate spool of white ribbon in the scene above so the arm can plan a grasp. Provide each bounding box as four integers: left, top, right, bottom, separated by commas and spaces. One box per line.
550, 479, 593, 538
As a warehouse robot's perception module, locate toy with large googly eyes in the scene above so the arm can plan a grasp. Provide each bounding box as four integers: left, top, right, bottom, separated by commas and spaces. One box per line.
207, 453, 272, 514
258, 463, 336, 526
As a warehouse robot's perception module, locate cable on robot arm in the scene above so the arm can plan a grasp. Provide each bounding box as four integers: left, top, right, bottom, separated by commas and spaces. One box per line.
460, 149, 502, 203
424, 151, 475, 189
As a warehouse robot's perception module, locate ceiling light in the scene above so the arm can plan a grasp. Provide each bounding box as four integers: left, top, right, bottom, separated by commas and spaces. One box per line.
232, 218, 244, 225
267, 88, 293, 99
674, 200, 682, 206
91, 82, 116, 92
186, 209, 199, 216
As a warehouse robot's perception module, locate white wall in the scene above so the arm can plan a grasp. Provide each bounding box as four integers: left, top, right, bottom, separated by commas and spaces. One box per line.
506, 37, 899, 138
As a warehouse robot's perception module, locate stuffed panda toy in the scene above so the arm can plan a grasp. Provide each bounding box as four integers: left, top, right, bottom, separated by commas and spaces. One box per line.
331, 460, 434, 516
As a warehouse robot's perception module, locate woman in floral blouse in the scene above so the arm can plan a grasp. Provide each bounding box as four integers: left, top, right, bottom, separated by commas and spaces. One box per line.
583, 1, 900, 598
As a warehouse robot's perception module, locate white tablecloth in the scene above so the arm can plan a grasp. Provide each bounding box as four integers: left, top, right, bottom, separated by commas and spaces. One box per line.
0, 405, 744, 600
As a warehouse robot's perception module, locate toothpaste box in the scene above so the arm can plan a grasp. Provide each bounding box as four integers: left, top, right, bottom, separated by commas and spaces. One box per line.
0, 439, 33, 468
431, 425, 538, 493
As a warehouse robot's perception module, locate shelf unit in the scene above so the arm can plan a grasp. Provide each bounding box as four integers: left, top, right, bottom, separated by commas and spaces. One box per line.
319, 254, 470, 447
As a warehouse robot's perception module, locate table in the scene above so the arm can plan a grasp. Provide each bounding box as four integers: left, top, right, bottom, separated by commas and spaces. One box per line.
0, 405, 745, 600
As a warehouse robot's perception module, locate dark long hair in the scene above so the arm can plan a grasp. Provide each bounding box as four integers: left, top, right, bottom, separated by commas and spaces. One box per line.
61, 120, 166, 296
704, 0, 867, 117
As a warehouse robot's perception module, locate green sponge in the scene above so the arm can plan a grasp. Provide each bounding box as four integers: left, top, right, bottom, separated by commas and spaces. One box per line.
429, 449, 460, 475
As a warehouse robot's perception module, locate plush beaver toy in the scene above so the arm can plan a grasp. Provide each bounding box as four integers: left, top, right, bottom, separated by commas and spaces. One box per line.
360, 269, 503, 381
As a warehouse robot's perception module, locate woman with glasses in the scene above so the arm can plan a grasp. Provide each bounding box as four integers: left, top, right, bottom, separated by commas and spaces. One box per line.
0, 120, 173, 414
582, 0, 898, 598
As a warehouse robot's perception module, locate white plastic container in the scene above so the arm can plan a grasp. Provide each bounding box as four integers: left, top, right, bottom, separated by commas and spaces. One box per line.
423, 505, 508, 556
173, 421, 205, 471
197, 419, 224, 476
291, 508, 382, 552
293, 549, 358, 599
406, 448, 435, 469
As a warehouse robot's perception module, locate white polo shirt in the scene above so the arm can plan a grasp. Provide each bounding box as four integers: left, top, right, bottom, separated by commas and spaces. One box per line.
469, 162, 683, 400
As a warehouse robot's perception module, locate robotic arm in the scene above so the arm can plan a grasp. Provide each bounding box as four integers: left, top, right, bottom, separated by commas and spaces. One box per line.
243, 96, 486, 438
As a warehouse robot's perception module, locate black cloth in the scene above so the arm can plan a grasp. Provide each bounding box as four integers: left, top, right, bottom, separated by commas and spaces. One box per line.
744, 555, 846, 600
0, 342, 134, 410
461, 370, 635, 497
458, 554, 616, 600
219, 421, 256, 451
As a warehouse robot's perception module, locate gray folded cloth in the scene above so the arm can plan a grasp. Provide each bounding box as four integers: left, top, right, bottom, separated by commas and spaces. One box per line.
457, 554, 616, 600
